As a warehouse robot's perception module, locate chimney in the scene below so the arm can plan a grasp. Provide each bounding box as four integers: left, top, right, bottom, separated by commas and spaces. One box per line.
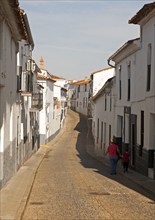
40, 56, 44, 69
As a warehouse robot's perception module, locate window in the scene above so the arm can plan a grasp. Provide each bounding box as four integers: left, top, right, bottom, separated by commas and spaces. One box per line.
97, 118, 99, 144
146, 44, 152, 91
109, 125, 111, 145
78, 85, 80, 92
127, 63, 131, 100
105, 95, 107, 111
140, 111, 144, 156
83, 97, 85, 108
85, 97, 87, 107
17, 66, 22, 91
110, 94, 112, 111
27, 72, 33, 92
119, 66, 122, 99
101, 122, 103, 149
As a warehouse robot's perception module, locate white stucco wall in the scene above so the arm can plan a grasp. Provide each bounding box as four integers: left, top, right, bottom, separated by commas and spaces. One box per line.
38, 77, 57, 144
114, 11, 155, 153
131, 16, 155, 150
93, 78, 116, 156
0, 19, 20, 185
74, 82, 91, 116
92, 68, 115, 96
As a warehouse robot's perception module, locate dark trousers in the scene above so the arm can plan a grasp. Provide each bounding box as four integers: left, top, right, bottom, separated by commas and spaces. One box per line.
123, 162, 129, 172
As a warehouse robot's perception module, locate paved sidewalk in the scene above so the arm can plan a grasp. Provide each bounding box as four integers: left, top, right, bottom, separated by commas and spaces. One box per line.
0, 146, 47, 220
0, 131, 155, 220
0, 129, 64, 220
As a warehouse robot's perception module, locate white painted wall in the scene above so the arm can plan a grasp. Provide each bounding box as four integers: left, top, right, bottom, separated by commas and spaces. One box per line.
110, 7, 155, 178
0, 19, 19, 187
131, 15, 155, 150
93, 78, 116, 156
74, 82, 91, 116
53, 85, 61, 132
92, 68, 115, 96
38, 73, 55, 144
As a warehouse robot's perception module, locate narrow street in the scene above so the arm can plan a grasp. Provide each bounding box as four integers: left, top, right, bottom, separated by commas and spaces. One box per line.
22, 110, 155, 220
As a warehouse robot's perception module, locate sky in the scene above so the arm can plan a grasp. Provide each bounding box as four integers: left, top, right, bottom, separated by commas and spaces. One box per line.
19, 0, 152, 80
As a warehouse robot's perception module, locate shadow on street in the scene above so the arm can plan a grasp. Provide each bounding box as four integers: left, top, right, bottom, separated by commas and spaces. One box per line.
74, 113, 154, 201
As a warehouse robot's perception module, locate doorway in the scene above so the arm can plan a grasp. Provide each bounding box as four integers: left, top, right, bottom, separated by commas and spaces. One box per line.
131, 115, 137, 167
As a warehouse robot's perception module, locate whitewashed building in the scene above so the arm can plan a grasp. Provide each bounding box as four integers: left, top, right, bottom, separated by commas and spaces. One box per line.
70, 78, 91, 116
16, 10, 43, 171
52, 73, 68, 127
53, 85, 68, 130
108, 37, 140, 156
38, 57, 68, 143
67, 80, 77, 109
92, 77, 116, 156
108, 2, 155, 179
89, 67, 115, 121
90, 67, 115, 96
37, 70, 56, 144
0, 0, 43, 188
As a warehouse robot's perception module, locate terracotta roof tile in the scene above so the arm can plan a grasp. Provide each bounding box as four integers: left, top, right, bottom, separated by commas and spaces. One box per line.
72, 79, 91, 85
37, 74, 56, 82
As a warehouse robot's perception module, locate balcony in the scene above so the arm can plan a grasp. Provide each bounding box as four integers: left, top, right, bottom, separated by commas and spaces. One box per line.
29, 93, 43, 112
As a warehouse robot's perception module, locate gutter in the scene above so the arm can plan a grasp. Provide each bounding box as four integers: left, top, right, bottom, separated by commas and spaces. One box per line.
107, 58, 115, 68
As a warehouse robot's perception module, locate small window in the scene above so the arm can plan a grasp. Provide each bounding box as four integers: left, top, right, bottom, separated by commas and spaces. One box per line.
105, 95, 107, 111
119, 66, 122, 99
110, 94, 112, 111
97, 118, 99, 144
127, 63, 131, 101
146, 44, 152, 91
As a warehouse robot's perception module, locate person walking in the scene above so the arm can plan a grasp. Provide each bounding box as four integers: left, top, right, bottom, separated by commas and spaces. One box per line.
105, 138, 120, 175
122, 149, 130, 172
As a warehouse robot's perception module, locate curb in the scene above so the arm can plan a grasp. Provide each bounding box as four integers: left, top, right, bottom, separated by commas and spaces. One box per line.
16, 147, 48, 220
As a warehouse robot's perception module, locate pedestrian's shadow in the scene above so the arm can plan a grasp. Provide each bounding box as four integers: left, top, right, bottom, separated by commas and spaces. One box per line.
74, 112, 155, 201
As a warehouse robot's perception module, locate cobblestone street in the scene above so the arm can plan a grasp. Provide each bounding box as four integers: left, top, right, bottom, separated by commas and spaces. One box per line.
22, 110, 155, 220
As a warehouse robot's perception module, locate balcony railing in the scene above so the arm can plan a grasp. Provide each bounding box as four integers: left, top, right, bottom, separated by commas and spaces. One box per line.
30, 93, 43, 112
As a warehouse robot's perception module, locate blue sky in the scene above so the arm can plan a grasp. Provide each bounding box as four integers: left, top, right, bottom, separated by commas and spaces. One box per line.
19, 0, 152, 80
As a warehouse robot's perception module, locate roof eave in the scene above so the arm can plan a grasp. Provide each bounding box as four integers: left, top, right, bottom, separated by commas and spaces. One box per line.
128, 2, 155, 24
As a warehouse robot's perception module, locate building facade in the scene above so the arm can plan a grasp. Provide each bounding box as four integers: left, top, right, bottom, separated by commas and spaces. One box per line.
70, 78, 91, 116
90, 67, 115, 96
0, 0, 43, 188
37, 70, 56, 144
92, 77, 116, 156
108, 2, 155, 179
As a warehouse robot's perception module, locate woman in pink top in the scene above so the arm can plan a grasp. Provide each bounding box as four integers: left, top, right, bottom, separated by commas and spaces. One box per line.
105, 138, 120, 175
